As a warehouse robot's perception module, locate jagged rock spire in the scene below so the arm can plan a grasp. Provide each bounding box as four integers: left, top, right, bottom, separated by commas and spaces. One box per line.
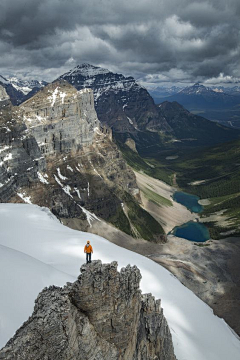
0, 261, 176, 360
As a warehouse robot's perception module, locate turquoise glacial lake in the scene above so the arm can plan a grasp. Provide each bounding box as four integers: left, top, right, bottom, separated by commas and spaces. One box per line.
172, 221, 210, 242
172, 191, 210, 242
173, 191, 203, 213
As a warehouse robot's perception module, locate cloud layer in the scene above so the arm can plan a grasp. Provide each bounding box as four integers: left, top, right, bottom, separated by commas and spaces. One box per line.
0, 0, 239, 85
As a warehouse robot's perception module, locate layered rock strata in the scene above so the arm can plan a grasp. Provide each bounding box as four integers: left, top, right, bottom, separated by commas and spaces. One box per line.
20, 81, 99, 155
0, 261, 176, 360
0, 86, 45, 202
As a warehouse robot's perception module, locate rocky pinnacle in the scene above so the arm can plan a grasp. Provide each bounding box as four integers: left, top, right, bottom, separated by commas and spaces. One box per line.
0, 261, 176, 360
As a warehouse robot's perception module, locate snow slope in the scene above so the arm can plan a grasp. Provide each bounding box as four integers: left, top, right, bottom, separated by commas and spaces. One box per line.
0, 244, 73, 346
0, 204, 240, 360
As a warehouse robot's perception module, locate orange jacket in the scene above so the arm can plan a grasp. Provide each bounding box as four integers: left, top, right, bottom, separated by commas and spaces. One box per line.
84, 244, 93, 253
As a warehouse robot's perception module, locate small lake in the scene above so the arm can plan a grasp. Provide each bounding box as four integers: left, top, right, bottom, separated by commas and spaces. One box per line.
172, 221, 210, 242
173, 191, 203, 213
172, 191, 210, 242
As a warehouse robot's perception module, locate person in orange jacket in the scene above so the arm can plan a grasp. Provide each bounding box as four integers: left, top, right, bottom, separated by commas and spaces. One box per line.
84, 240, 93, 264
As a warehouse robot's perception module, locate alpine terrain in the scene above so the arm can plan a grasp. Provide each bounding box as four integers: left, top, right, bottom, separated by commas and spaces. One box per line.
1, 64, 240, 360
0, 75, 47, 105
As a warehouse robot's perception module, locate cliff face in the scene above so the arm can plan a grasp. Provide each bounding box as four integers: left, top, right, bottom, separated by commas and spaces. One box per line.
0, 86, 45, 202
0, 261, 176, 360
20, 81, 99, 155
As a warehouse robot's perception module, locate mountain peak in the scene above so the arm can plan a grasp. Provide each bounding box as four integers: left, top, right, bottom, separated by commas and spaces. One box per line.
62, 63, 110, 78
179, 82, 212, 95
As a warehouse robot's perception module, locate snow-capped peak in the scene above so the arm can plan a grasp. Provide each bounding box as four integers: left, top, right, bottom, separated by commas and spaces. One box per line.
0, 76, 47, 95
63, 63, 110, 78
180, 83, 215, 95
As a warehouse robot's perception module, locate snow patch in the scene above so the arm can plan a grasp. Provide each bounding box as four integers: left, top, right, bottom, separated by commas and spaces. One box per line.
77, 204, 100, 227
65, 64, 110, 78
3, 153, 12, 162
67, 165, 74, 172
48, 87, 59, 107
37, 172, 49, 184
57, 168, 68, 180
54, 175, 63, 187
74, 187, 81, 199
62, 185, 72, 198
17, 192, 32, 204
59, 91, 66, 104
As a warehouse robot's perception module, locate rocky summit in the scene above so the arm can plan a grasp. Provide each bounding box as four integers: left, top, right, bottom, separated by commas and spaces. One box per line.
0, 261, 176, 360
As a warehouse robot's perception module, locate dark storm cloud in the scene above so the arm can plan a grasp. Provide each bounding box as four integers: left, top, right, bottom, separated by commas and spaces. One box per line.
0, 0, 239, 85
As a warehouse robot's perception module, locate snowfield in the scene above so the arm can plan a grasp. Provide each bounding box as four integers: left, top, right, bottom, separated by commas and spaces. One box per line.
0, 204, 240, 359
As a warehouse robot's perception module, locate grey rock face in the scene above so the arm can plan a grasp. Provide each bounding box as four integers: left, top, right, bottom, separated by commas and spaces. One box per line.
0, 86, 45, 202
20, 81, 99, 155
0, 261, 176, 360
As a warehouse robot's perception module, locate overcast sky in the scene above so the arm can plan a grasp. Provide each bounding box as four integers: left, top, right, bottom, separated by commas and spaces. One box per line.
0, 0, 239, 87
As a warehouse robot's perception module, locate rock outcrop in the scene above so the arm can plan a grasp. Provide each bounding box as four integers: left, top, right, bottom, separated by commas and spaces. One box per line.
0, 261, 176, 360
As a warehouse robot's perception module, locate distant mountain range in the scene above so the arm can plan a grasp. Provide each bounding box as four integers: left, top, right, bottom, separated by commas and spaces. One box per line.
164, 83, 240, 109
148, 83, 240, 103
149, 83, 240, 128
0, 75, 47, 105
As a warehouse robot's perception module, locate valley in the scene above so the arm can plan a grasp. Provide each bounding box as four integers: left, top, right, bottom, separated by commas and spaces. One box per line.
79, 169, 240, 336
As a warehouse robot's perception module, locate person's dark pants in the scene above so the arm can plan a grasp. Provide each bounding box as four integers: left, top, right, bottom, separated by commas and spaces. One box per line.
86, 253, 91, 264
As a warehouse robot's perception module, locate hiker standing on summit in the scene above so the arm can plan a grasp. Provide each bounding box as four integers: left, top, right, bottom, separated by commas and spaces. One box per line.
84, 240, 93, 264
